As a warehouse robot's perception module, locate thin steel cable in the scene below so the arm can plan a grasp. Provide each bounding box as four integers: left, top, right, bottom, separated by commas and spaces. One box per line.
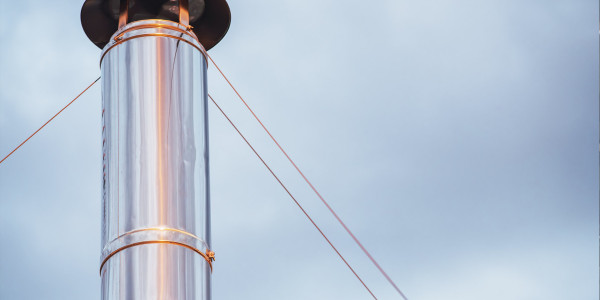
208, 93, 377, 300
0, 77, 100, 166
205, 54, 408, 300
166, 32, 184, 144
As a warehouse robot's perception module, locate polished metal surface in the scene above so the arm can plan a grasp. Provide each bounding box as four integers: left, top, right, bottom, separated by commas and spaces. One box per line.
81, 0, 231, 50
100, 20, 211, 300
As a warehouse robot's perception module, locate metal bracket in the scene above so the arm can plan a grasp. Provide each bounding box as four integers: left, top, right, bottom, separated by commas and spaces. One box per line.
206, 250, 215, 262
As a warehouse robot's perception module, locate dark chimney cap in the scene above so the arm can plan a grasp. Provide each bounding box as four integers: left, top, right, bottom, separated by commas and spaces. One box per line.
81, 0, 231, 50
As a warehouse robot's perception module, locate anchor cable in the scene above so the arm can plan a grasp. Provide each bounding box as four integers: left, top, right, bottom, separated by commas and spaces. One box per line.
205, 54, 408, 300
208, 93, 377, 300
0, 77, 100, 166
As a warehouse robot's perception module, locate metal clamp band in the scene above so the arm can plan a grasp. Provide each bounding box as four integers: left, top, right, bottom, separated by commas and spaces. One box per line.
99, 227, 214, 275
112, 22, 197, 42
100, 20, 207, 67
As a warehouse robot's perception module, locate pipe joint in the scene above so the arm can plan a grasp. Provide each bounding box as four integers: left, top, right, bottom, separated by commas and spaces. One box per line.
100, 228, 213, 275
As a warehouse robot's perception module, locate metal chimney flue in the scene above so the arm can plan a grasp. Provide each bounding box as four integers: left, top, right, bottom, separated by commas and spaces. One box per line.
81, 1, 230, 299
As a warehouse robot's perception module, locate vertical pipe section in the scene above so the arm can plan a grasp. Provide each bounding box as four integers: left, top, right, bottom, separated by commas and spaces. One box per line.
100, 20, 211, 300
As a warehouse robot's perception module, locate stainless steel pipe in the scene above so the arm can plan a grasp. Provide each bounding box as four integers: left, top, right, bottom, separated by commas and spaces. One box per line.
100, 19, 211, 300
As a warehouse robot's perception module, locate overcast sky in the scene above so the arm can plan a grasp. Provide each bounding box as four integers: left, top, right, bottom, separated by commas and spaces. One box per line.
0, 0, 598, 299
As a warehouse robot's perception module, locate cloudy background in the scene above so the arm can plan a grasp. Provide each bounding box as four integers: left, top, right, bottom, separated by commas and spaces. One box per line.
0, 0, 597, 299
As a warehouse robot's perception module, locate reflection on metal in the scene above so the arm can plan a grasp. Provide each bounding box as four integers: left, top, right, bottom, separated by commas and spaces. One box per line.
81, 0, 231, 50
118, 0, 128, 29
99, 19, 212, 299
179, 0, 190, 26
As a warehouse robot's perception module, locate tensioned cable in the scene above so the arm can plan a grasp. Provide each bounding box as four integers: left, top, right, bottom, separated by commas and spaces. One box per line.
0, 77, 100, 166
208, 93, 377, 300
205, 54, 408, 300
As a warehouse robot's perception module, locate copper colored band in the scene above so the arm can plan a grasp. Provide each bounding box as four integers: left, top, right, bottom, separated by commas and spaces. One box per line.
112, 22, 197, 42
100, 32, 207, 67
99, 240, 214, 276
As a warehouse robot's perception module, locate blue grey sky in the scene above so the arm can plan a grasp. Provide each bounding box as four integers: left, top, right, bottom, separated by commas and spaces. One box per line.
0, 0, 597, 299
